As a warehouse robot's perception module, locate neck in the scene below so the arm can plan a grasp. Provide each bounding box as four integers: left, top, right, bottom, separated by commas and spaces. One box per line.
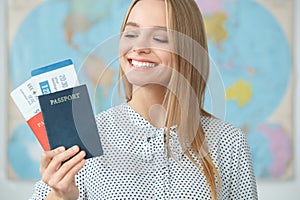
128, 85, 167, 128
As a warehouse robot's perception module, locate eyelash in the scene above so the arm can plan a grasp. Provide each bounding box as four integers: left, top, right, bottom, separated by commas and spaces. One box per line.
153, 37, 169, 43
124, 34, 168, 43
124, 34, 137, 38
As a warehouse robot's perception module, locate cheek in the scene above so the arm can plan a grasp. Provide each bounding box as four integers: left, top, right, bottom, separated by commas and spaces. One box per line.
160, 53, 173, 85
159, 51, 172, 67
159, 66, 173, 86
119, 38, 131, 71
119, 37, 132, 57
119, 57, 128, 73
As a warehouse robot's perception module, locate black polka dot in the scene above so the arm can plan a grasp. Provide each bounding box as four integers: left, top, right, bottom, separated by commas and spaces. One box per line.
30, 103, 257, 199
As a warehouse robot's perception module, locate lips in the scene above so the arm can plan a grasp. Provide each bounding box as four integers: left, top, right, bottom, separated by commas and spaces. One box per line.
129, 59, 158, 70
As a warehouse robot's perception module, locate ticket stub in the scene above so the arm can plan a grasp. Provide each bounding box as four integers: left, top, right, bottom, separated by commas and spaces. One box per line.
10, 78, 40, 120
31, 59, 79, 96
10, 77, 50, 150
10, 59, 80, 150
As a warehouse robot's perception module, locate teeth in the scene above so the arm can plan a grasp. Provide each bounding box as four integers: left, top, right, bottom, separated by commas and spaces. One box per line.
132, 60, 156, 68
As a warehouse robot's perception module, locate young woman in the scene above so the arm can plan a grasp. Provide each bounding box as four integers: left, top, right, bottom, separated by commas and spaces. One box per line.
30, 0, 257, 199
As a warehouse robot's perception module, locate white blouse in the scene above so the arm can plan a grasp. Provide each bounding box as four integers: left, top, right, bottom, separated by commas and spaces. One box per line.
30, 103, 258, 199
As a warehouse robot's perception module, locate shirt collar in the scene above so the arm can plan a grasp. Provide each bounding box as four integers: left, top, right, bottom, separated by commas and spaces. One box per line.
122, 103, 185, 161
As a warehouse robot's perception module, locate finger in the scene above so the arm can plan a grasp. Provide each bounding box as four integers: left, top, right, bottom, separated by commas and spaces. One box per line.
50, 159, 85, 196
49, 145, 80, 171
47, 150, 86, 188
42, 145, 80, 181
58, 159, 86, 187
40, 146, 65, 174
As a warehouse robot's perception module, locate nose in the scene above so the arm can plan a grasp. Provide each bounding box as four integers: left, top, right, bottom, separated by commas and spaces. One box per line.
133, 47, 151, 54
132, 34, 151, 54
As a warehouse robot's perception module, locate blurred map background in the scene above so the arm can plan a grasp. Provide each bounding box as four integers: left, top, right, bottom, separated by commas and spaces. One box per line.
7, 0, 293, 180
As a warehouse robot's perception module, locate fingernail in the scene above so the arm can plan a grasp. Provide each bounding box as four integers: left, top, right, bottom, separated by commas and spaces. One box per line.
57, 146, 65, 151
79, 151, 86, 157
72, 145, 79, 151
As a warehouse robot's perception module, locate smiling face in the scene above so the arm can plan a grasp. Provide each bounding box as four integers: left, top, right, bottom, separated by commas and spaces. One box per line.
119, 0, 172, 89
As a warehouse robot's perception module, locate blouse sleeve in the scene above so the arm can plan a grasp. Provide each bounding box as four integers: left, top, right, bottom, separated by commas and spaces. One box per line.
228, 130, 258, 199
28, 165, 87, 200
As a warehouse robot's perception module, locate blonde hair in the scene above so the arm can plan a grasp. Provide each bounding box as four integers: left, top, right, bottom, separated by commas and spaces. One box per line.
119, 0, 220, 199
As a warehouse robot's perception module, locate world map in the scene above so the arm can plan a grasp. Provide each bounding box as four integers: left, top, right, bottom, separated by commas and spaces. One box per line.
8, 0, 293, 180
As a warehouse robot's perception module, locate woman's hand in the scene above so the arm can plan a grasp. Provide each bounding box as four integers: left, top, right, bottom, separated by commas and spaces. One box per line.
40, 145, 86, 200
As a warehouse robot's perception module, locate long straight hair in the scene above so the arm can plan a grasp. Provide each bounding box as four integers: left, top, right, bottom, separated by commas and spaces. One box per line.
119, 0, 220, 199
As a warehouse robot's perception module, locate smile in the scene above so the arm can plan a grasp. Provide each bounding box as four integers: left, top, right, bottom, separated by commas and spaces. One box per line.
130, 59, 157, 69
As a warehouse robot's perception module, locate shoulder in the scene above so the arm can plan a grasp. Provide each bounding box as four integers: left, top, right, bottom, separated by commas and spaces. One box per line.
201, 115, 244, 147
201, 116, 250, 166
202, 116, 257, 195
95, 103, 127, 126
95, 103, 126, 119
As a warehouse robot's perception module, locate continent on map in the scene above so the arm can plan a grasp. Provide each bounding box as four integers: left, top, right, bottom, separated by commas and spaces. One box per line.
64, 0, 112, 49
226, 80, 252, 107
204, 12, 228, 45
196, 0, 234, 15
257, 123, 292, 178
83, 55, 115, 97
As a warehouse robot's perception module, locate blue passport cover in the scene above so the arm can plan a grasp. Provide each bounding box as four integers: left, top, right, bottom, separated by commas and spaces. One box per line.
38, 84, 103, 159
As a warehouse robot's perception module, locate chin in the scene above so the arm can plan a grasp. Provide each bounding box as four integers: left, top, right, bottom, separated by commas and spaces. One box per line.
127, 75, 171, 89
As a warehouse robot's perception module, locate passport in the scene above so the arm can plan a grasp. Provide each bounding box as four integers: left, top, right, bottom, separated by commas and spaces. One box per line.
38, 84, 103, 159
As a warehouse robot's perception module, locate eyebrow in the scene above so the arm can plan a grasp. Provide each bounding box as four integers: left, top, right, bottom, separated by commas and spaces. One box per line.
125, 22, 167, 30
125, 22, 139, 27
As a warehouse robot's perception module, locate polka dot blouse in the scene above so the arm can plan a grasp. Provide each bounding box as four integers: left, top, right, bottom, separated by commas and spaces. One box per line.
30, 103, 258, 199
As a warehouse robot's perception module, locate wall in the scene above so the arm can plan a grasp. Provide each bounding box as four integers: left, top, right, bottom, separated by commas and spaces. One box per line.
257, 0, 300, 198
0, 0, 299, 199
0, 0, 36, 198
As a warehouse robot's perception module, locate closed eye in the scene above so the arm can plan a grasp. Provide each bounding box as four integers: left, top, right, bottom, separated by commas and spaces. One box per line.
124, 33, 138, 38
153, 37, 169, 43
